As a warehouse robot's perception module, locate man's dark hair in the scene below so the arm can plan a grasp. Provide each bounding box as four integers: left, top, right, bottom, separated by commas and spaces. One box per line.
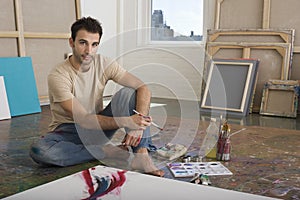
71, 17, 103, 41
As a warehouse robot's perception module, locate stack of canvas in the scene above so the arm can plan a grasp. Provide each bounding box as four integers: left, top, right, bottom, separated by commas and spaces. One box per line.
203, 29, 295, 113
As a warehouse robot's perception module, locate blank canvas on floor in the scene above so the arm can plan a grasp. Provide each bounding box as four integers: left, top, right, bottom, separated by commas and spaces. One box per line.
0, 76, 11, 120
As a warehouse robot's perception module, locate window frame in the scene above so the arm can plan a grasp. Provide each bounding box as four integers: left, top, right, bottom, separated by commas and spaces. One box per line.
137, 0, 206, 47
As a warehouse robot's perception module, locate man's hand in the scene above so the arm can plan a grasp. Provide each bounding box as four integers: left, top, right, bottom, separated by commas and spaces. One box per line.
121, 113, 152, 147
125, 114, 152, 130
122, 129, 144, 147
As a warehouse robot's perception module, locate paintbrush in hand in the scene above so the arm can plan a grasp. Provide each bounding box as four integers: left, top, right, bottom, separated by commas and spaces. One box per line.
133, 109, 163, 131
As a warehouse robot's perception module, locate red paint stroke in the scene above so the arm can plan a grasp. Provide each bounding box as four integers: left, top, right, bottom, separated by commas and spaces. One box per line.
82, 169, 95, 196
98, 170, 127, 198
82, 169, 127, 200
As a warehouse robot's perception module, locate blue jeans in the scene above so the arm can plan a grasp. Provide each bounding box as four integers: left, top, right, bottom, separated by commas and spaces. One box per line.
30, 87, 155, 167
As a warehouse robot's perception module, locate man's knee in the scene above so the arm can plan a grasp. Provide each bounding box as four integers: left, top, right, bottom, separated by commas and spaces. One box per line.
29, 144, 50, 166
118, 87, 136, 100
110, 87, 137, 115
30, 145, 69, 167
29, 139, 64, 167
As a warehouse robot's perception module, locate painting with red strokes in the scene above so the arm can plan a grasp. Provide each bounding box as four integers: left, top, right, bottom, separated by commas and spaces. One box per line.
80, 167, 126, 200
3, 165, 278, 200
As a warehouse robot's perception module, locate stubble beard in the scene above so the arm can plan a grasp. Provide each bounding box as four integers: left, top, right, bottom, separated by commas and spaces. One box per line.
73, 51, 94, 71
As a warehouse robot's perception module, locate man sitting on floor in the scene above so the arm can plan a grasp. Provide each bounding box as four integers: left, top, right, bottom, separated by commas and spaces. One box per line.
30, 16, 164, 177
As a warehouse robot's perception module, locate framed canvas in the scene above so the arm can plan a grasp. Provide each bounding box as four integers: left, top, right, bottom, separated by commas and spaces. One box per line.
260, 80, 299, 118
201, 59, 259, 116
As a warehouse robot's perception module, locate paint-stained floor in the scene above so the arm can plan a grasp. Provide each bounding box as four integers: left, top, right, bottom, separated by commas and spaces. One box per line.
0, 99, 299, 199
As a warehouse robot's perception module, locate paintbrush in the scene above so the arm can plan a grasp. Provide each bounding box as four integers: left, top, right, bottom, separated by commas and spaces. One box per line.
133, 109, 163, 131
228, 128, 246, 138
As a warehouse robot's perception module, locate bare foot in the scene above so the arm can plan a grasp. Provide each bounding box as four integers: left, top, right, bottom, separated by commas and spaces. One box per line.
131, 148, 165, 177
102, 144, 130, 160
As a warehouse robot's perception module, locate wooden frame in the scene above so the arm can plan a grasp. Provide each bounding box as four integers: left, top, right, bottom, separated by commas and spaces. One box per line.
260, 80, 299, 118
206, 42, 291, 79
207, 29, 295, 69
201, 59, 259, 116
214, 0, 300, 53
207, 29, 295, 44
0, 0, 81, 57
214, 0, 270, 29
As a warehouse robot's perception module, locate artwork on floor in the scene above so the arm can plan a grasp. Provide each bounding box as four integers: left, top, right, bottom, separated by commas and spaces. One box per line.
201, 59, 259, 116
0, 76, 11, 120
0, 57, 41, 116
3, 165, 275, 200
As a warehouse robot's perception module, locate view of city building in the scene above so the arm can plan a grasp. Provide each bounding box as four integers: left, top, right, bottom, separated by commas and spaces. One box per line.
151, 9, 202, 41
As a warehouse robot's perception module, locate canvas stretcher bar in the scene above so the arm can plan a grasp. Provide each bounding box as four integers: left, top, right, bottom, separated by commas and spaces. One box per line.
207, 29, 295, 44
214, 0, 224, 29
0, 0, 81, 57
23, 32, 70, 39
206, 42, 291, 80
214, 0, 272, 29
262, 0, 271, 29
0, 31, 19, 38
294, 46, 300, 53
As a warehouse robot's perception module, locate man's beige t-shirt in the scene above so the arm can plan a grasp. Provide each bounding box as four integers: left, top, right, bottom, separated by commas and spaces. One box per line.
48, 54, 126, 131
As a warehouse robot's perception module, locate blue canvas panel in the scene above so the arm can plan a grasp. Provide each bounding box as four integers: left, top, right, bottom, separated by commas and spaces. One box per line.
0, 57, 41, 116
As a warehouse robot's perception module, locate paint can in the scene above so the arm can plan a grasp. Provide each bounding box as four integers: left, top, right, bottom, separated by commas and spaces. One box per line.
190, 173, 211, 185
217, 137, 231, 161
182, 155, 191, 163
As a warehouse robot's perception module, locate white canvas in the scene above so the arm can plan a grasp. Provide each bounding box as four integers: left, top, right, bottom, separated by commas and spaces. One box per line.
3, 165, 277, 200
0, 76, 11, 120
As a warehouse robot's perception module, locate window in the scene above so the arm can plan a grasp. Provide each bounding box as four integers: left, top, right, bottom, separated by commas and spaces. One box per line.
151, 0, 203, 42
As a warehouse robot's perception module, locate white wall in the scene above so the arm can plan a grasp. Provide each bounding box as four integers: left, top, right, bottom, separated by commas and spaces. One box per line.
80, 0, 118, 58
80, 0, 215, 100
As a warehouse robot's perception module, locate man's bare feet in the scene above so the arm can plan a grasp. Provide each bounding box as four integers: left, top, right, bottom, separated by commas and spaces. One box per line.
131, 148, 165, 177
102, 144, 130, 160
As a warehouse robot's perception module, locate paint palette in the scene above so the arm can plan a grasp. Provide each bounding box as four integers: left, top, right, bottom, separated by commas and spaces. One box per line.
168, 162, 233, 178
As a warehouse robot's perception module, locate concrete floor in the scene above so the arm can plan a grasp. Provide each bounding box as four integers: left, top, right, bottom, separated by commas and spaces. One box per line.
151, 97, 300, 130
0, 98, 299, 199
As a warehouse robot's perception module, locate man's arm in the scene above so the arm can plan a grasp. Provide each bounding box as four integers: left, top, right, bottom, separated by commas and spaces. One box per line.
116, 71, 152, 116
60, 98, 131, 130
115, 72, 153, 146
60, 97, 150, 131
58, 71, 151, 131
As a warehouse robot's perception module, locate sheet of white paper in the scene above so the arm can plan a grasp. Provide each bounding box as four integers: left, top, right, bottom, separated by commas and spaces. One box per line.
0, 76, 11, 120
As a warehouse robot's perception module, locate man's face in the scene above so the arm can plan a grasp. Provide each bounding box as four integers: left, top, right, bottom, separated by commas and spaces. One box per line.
69, 29, 100, 66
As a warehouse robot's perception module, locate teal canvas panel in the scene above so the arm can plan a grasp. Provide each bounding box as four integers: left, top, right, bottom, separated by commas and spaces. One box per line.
0, 57, 41, 116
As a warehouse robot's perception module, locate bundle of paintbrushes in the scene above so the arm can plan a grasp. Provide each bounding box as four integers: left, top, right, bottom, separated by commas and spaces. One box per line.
216, 120, 231, 161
